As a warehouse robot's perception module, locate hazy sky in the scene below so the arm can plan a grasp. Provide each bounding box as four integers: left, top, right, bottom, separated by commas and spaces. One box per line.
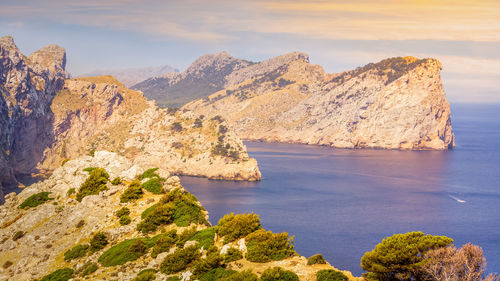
1, 0, 499, 103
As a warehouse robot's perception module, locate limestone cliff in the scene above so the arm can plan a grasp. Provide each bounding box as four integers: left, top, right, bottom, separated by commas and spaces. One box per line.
0, 152, 358, 281
184, 54, 455, 150
42, 76, 260, 181
0, 35, 67, 201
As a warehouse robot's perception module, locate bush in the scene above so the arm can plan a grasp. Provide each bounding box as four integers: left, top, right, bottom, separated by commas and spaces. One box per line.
224, 247, 243, 263
142, 178, 164, 194
88, 149, 95, 157
89, 232, 108, 253
193, 118, 203, 128
307, 254, 327, 265
219, 125, 228, 134
64, 244, 89, 261
116, 207, 131, 218
199, 268, 237, 281
176, 227, 198, 247
19, 192, 53, 209
12, 230, 25, 241
137, 203, 175, 233
171, 122, 183, 132
218, 270, 258, 281
173, 200, 207, 227
67, 188, 75, 196
190, 228, 215, 249
316, 269, 348, 281
133, 269, 156, 281
160, 245, 201, 274
138, 168, 160, 180
83, 167, 96, 173
166, 276, 181, 281
98, 238, 152, 267
76, 219, 85, 228
76, 168, 109, 202
245, 229, 295, 263
80, 262, 98, 277
151, 230, 177, 258
2, 261, 13, 269
216, 213, 261, 244
120, 180, 143, 203
120, 215, 132, 225
111, 177, 122, 185
260, 267, 299, 281
39, 268, 74, 281
360, 231, 453, 281
192, 249, 224, 278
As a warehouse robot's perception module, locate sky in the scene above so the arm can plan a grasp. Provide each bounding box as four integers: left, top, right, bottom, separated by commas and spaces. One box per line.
1, 0, 499, 103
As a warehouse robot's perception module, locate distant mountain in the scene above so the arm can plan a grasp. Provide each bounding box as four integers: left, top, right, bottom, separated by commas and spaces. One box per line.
79, 65, 178, 87
132, 51, 254, 107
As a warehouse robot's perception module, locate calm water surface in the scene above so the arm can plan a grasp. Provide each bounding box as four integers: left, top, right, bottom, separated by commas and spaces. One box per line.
181, 103, 500, 275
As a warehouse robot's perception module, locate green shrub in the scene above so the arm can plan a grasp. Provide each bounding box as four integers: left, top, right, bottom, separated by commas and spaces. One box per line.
137, 203, 175, 233
151, 230, 177, 258
67, 188, 75, 196
141, 203, 159, 219
218, 270, 258, 281
166, 276, 181, 281
76, 168, 109, 202
89, 232, 108, 253
120, 215, 132, 225
138, 168, 160, 180
192, 249, 224, 278
98, 238, 152, 267
12, 230, 25, 241
111, 177, 122, 185
189, 227, 215, 249
83, 167, 97, 173
76, 219, 85, 228
260, 267, 299, 281
224, 247, 243, 263
142, 178, 164, 194
199, 268, 237, 281
61, 158, 70, 165
19, 192, 53, 209
307, 254, 327, 265
120, 180, 143, 203
216, 213, 261, 244
80, 262, 98, 277
116, 207, 131, 218
39, 268, 74, 281
173, 200, 207, 227
176, 227, 197, 247
160, 245, 201, 274
133, 269, 156, 281
64, 244, 89, 261
245, 229, 295, 263
360, 231, 453, 281
316, 269, 348, 281
88, 149, 95, 157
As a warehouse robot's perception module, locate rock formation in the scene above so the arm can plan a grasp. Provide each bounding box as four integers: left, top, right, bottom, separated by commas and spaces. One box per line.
80, 65, 178, 87
0, 152, 358, 281
183, 53, 455, 150
0, 35, 67, 201
132, 52, 254, 107
0, 36, 260, 202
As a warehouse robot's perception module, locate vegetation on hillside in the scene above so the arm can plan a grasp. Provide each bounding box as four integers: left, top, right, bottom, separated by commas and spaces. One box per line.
19, 192, 53, 209
76, 168, 109, 201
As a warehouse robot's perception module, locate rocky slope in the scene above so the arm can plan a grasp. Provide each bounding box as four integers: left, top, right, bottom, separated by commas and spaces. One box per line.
80, 65, 178, 87
42, 75, 260, 181
183, 54, 455, 150
0, 35, 67, 202
132, 52, 254, 107
0, 37, 260, 202
0, 152, 359, 281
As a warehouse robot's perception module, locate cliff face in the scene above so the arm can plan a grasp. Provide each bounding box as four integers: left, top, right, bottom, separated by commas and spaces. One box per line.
0, 152, 358, 281
42, 76, 260, 181
0, 36, 67, 200
132, 52, 254, 107
184, 55, 455, 150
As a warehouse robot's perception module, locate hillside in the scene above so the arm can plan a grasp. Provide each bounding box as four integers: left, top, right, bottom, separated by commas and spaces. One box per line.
182, 54, 455, 150
79, 65, 178, 87
0, 152, 359, 281
132, 52, 254, 107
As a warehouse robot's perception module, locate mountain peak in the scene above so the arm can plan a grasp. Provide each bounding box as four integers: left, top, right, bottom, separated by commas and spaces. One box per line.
0, 35, 19, 52
28, 44, 66, 72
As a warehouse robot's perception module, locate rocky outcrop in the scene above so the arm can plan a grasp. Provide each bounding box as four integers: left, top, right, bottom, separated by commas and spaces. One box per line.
184, 55, 455, 150
0, 35, 67, 200
41, 76, 260, 181
0, 152, 358, 281
79, 65, 178, 87
132, 52, 254, 107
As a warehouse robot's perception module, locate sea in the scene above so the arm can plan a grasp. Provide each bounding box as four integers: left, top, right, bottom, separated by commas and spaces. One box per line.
180, 103, 500, 275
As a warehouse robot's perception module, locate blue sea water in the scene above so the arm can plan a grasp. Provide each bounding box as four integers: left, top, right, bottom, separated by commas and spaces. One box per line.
181, 103, 500, 275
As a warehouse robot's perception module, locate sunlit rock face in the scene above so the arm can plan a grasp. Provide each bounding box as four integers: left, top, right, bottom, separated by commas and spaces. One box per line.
184, 54, 454, 150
